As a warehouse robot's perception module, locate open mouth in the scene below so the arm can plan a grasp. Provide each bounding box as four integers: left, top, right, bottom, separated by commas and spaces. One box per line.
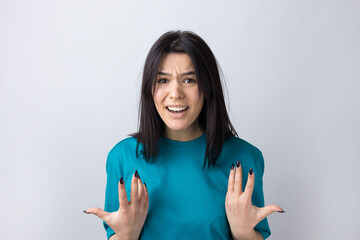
166, 106, 189, 113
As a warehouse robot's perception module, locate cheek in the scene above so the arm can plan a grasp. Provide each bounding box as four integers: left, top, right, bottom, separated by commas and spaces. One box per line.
153, 89, 166, 107
192, 90, 204, 109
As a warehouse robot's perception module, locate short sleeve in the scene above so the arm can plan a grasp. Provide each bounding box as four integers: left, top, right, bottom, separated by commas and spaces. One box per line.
103, 147, 122, 239
252, 151, 271, 239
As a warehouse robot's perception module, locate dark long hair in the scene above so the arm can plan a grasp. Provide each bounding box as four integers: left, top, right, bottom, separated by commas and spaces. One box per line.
129, 30, 238, 168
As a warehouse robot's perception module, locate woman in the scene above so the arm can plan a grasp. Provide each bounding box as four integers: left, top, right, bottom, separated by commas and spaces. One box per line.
85, 30, 284, 240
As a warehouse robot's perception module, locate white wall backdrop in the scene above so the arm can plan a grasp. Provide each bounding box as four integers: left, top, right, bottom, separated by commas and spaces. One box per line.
1, 0, 359, 239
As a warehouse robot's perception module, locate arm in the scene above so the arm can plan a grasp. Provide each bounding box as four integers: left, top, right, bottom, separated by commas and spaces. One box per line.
109, 233, 140, 240
232, 229, 263, 240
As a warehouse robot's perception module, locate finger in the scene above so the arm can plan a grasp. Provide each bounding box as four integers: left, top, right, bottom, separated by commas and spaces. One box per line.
137, 172, 144, 201
130, 170, 139, 202
234, 160, 243, 196
227, 163, 235, 193
84, 207, 111, 222
244, 168, 255, 198
118, 177, 129, 210
144, 182, 148, 200
143, 182, 149, 209
256, 204, 285, 221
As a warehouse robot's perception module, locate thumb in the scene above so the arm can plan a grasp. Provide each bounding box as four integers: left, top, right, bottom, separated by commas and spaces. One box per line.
256, 204, 285, 221
84, 207, 111, 221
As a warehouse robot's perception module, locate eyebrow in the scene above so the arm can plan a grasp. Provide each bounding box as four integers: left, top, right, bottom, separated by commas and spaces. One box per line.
157, 71, 196, 76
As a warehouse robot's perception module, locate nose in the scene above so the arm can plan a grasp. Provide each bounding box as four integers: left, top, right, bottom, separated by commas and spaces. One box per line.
169, 80, 184, 99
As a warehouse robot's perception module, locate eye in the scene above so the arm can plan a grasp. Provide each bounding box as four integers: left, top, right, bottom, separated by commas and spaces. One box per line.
157, 78, 167, 84
184, 78, 196, 83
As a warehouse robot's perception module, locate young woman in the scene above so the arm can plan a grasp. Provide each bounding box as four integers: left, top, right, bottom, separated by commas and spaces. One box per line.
85, 30, 284, 240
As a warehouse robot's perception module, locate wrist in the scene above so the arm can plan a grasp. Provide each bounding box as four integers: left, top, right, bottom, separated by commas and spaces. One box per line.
232, 229, 262, 240
114, 231, 140, 240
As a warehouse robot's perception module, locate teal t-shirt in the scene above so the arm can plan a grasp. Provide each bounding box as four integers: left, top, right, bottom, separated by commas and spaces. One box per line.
103, 133, 271, 239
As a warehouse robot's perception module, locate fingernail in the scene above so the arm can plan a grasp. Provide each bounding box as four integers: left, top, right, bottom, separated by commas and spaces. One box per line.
120, 177, 124, 184
278, 210, 285, 213
135, 170, 139, 178
249, 168, 253, 175
236, 160, 240, 168
144, 182, 147, 188
231, 164, 234, 170
83, 210, 90, 214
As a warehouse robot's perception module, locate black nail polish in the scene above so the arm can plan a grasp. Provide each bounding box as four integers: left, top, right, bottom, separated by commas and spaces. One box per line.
83, 210, 90, 214
236, 160, 240, 168
135, 170, 139, 178
144, 182, 147, 188
278, 210, 285, 213
249, 168, 253, 175
120, 177, 124, 184
231, 164, 234, 170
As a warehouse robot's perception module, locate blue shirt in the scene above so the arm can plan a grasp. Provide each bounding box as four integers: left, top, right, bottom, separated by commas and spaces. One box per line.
103, 133, 271, 239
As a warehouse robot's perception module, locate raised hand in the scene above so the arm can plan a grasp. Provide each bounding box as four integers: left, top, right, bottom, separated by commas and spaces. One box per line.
84, 170, 149, 240
225, 161, 284, 240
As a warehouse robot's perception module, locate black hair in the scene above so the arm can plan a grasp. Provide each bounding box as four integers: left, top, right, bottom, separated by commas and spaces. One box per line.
129, 30, 238, 168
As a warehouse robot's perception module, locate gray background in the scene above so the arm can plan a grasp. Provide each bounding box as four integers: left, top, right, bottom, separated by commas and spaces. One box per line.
1, 0, 359, 239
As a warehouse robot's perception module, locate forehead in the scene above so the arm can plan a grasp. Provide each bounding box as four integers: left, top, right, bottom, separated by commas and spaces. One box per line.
158, 53, 195, 71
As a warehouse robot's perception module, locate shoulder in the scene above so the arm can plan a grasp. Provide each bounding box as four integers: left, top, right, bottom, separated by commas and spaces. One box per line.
106, 136, 139, 166
110, 136, 138, 153
224, 135, 262, 157
222, 135, 265, 171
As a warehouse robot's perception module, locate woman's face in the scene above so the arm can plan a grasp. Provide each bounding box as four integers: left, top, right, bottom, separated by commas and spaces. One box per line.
152, 53, 204, 140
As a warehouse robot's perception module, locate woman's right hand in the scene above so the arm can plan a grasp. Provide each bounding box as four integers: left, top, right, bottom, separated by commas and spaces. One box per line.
85, 170, 149, 240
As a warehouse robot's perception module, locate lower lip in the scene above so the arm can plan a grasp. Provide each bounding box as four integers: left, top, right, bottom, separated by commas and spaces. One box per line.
167, 108, 188, 119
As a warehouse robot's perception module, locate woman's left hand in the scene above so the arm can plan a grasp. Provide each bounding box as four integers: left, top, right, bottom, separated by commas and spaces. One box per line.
225, 160, 284, 240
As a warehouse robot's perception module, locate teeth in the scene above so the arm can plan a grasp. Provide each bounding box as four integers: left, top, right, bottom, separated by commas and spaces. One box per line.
167, 106, 188, 112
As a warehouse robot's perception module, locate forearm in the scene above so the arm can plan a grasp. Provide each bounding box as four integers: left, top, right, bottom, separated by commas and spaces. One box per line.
232, 229, 263, 240
109, 234, 139, 240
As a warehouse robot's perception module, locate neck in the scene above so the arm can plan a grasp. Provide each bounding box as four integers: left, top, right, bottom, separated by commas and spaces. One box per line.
164, 121, 204, 142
